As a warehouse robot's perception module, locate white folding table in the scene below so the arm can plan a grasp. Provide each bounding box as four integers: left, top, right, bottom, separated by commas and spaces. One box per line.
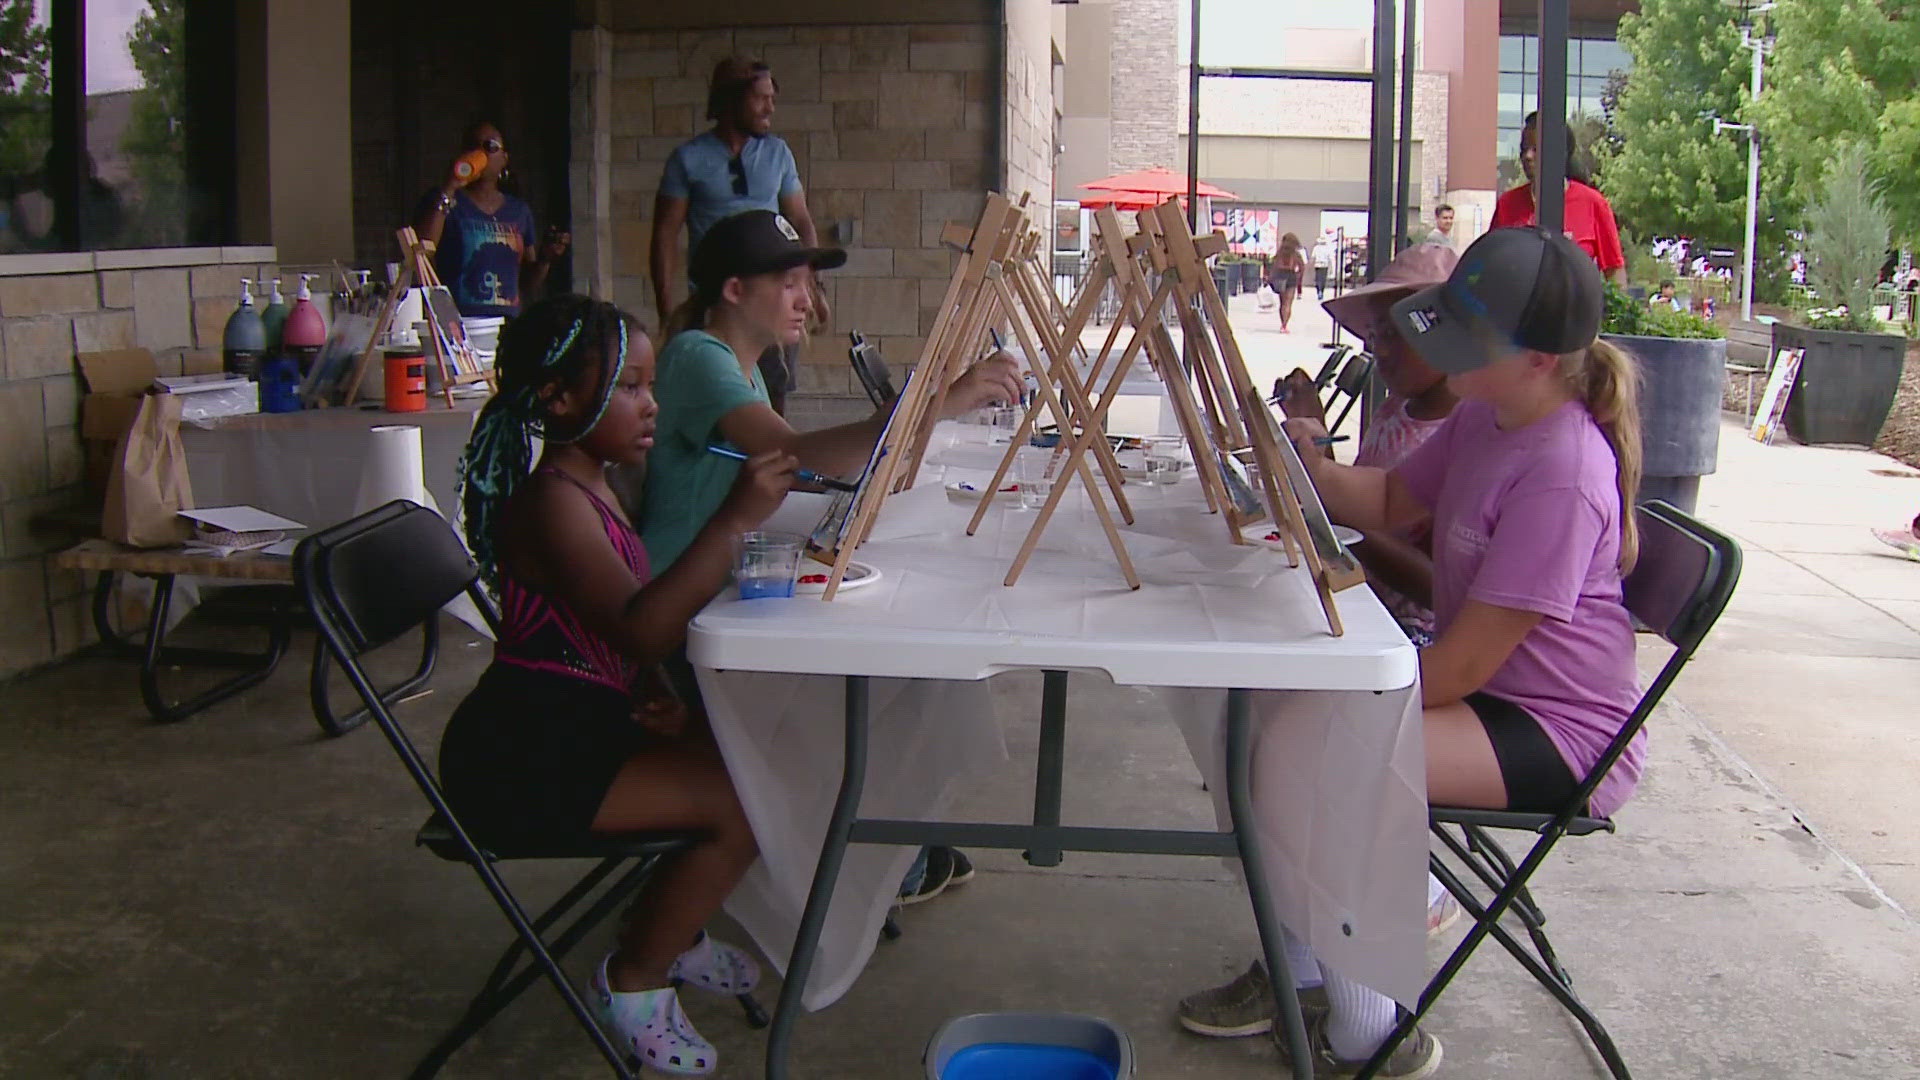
688, 422, 1424, 1080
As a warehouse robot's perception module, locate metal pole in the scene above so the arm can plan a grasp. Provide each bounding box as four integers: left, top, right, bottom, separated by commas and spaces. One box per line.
1535, 0, 1568, 234
1368, 0, 1397, 281
1187, 0, 1202, 232
1740, 27, 1763, 322
1395, 0, 1416, 254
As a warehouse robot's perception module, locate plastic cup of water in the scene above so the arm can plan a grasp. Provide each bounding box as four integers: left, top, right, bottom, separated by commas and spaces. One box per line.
986, 405, 1019, 445
1016, 450, 1055, 511
1143, 455, 1181, 486
734, 531, 804, 599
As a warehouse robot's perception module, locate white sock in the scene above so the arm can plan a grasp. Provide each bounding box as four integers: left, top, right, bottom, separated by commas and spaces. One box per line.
1280, 925, 1322, 989
1322, 967, 1399, 1061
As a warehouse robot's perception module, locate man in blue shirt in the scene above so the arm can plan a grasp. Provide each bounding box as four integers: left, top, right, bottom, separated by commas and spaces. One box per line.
652, 57, 830, 414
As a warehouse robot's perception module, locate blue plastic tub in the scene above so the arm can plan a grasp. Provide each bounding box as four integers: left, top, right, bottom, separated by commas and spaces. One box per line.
925, 1013, 1133, 1080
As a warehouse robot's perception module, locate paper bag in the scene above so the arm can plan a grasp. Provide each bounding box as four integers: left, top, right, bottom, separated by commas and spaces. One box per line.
102, 393, 195, 547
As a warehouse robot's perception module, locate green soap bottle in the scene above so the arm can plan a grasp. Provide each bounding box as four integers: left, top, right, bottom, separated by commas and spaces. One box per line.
259, 277, 290, 353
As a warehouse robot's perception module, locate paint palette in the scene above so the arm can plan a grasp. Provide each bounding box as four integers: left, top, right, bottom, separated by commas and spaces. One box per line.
795, 561, 881, 595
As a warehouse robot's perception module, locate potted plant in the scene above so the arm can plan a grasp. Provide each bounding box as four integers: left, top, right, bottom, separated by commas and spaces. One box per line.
1771, 143, 1905, 447
1600, 280, 1726, 514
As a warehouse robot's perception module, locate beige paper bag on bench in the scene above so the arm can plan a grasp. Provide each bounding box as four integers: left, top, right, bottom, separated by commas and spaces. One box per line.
103, 393, 195, 548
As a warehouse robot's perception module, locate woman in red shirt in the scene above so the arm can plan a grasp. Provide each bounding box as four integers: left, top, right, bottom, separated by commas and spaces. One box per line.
1491, 112, 1627, 285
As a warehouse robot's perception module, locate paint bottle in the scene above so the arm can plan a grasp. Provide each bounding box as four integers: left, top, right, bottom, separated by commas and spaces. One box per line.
221, 278, 267, 380
282, 273, 328, 376
257, 354, 303, 413
258, 277, 289, 353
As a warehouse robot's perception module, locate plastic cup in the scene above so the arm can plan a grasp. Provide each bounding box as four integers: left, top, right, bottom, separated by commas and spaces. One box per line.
985, 405, 1019, 445
1016, 450, 1055, 511
1143, 455, 1181, 486
735, 531, 804, 599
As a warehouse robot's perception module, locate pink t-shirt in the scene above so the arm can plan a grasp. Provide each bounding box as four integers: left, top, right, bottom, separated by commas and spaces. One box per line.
1354, 397, 1448, 635
1395, 399, 1642, 817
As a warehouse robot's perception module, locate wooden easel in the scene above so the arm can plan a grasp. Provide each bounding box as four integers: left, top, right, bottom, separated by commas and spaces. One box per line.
808, 195, 1038, 597
343, 227, 496, 407
1137, 198, 1363, 634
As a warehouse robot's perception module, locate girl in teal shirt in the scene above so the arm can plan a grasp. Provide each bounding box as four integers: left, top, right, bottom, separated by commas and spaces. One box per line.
642, 209, 1022, 571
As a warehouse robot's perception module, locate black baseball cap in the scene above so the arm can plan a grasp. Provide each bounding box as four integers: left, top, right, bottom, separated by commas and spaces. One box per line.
1388, 227, 1603, 373
690, 210, 846, 297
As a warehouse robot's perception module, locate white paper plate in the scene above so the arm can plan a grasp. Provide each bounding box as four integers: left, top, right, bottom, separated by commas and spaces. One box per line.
794, 561, 882, 595
1242, 523, 1363, 549
945, 480, 1023, 504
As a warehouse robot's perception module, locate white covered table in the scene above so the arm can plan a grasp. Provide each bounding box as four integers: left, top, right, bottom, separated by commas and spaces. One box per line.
689, 422, 1425, 1080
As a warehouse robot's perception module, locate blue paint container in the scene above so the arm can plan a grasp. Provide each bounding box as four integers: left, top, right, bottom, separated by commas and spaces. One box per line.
924, 1013, 1132, 1080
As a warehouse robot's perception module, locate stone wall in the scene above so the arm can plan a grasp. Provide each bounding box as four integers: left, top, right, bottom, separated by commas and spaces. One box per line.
1108, 0, 1180, 174
578, 22, 1000, 428
1003, 0, 1057, 206
0, 247, 276, 678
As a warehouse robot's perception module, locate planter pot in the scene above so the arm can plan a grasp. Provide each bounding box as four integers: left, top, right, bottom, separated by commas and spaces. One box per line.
1602, 334, 1727, 514
1770, 323, 1904, 447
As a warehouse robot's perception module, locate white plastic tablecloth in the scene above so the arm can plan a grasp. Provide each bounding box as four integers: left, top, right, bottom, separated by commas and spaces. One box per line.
691, 422, 1427, 1010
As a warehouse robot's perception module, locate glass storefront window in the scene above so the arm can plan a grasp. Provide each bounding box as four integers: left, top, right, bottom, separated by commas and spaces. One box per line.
0, 1, 54, 253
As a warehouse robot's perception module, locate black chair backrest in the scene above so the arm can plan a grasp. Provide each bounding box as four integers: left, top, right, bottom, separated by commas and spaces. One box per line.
1312, 345, 1350, 390
1563, 500, 1741, 820
1331, 351, 1374, 398
295, 501, 496, 658
848, 330, 896, 407
1622, 500, 1741, 656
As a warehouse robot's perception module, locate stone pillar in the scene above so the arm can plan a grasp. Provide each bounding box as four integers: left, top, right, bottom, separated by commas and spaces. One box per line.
572, 26, 616, 300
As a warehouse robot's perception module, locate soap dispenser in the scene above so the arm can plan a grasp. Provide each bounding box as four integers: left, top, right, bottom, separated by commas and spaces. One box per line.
221, 279, 267, 380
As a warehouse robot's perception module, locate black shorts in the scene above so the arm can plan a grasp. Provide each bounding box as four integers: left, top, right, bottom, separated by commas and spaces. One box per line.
1464, 692, 1582, 813
437, 662, 654, 852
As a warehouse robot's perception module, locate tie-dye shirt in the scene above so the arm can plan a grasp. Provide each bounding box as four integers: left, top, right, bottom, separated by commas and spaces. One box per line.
421, 189, 535, 317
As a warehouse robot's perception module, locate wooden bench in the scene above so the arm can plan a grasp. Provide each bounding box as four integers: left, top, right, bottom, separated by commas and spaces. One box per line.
51, 540, 434, 734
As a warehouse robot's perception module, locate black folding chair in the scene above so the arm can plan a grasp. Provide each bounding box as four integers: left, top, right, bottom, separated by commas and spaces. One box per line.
1357, 501, 1742, 1080
848, 330, 897, 408
294, 501, 766, 1080
1312, 344, 1351, 391
1325, 350, 1375, 436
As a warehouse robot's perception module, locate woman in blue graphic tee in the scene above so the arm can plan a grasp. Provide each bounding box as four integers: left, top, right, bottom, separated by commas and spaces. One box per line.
414, 121, 571, 318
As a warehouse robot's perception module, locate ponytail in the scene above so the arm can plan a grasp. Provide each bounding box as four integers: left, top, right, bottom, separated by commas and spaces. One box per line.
662, 291, 714, 341
1562, 338, 1642, 573
455, 295, 632, 586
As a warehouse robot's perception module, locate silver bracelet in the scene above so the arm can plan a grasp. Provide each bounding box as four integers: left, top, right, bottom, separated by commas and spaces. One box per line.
437, 190, 456, 213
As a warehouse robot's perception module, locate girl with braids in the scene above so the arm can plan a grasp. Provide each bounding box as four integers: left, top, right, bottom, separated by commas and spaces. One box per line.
643, 209, 1023, 573
442, 294, 797, 1076
1180, 229, 1642, 1077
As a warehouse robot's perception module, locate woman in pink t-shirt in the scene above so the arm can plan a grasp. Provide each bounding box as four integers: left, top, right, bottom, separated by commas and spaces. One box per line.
1270, 228, 1641, 1073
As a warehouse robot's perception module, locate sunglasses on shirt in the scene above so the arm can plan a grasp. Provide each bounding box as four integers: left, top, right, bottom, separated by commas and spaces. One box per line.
728, 156, 748, 197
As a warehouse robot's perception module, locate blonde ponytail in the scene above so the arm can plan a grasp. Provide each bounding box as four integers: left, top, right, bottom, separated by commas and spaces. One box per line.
1562, 338, 1642, 573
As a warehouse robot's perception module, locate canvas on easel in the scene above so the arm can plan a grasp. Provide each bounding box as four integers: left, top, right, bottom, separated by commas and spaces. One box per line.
343, 227, 496, 408
1749, 347, 1802, 445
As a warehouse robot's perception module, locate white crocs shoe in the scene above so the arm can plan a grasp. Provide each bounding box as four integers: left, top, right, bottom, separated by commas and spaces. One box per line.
591, 954, 717, 1076
669, 931, 761, 997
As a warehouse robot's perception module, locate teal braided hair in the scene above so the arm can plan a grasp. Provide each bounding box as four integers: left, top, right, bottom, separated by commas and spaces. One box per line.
456, 294, 633, 585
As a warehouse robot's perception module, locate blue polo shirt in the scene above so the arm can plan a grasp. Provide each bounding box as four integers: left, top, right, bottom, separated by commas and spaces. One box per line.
660, 132, 803, 256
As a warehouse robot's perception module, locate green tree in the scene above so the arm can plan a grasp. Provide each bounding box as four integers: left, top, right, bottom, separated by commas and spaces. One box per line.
1801, 142, 1891, 331
1755, 0, 1920, 245
122, 0, 188, 244
0, 0, 51, 181
1598, 0, 1755, 248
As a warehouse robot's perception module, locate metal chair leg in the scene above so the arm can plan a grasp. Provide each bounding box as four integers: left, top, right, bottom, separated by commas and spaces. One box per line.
310, 618, 439, 737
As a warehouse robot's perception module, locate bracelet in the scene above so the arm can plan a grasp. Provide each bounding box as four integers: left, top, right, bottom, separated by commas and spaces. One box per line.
436, 190, 456, 213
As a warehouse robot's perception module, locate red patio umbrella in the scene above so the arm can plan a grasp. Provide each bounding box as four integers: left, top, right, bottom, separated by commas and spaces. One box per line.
1075, 189, 1174, 211
1078, 166, 1237, 200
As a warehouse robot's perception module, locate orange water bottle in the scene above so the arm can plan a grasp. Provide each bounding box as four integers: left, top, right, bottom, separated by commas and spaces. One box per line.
451, 149, 489, 185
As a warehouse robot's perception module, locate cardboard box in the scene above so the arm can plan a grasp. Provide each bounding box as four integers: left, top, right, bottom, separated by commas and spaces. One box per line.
78, 349, 158, 497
